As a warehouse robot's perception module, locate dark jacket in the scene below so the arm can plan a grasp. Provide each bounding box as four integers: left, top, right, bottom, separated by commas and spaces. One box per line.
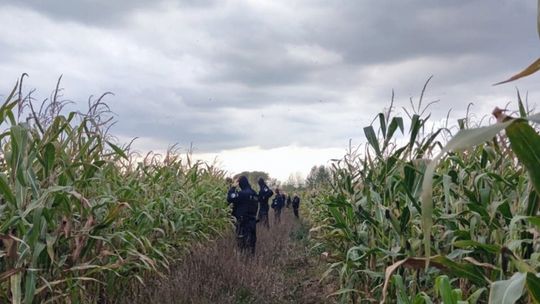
292, 195, 300, 209
227, 176, 259, 219
271, 192, 285, 210
258, 180, 273, 215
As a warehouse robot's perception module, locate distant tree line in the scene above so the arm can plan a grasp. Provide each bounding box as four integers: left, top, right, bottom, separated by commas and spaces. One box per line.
305, 165, 331, 189
231, 165, 332, 192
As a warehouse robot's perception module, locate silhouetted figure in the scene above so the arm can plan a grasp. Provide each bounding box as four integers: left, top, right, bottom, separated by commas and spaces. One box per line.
286, 195, 292, 208
257, 177, 273, 229
227, 176, 259, 254
292, 195, 301, 218
271, 188, 285, 224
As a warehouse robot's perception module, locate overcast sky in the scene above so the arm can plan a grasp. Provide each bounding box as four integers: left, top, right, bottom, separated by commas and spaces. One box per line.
0, 1, 538, 181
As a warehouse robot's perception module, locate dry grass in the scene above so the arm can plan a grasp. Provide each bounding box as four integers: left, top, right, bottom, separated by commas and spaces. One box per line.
118, 210, 335, 304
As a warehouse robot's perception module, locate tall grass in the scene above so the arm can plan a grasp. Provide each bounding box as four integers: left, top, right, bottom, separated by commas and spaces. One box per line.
308, 83, 540, 303
122, 211, 330, 304
0, 77, 231, 303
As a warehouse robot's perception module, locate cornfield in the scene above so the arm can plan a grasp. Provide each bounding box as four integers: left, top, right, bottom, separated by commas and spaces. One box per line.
3, 3, 540, 302
0, 77, 231, 303
308, 83, 540, 303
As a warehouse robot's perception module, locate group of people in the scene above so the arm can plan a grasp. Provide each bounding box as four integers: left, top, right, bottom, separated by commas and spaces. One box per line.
226, 176, 301, 255
268, 188, 301, 224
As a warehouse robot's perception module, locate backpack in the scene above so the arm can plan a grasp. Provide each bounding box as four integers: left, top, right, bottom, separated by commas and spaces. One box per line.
271, 197, 278, 208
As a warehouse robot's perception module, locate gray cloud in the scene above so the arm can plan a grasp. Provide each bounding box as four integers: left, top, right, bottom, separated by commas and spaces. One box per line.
309, 1, 537, 63
6, 0, 219, 26
0, 0, 539, 154
6, 0, 160, 26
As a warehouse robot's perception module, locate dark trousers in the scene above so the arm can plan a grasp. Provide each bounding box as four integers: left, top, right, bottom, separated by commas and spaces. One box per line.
293, 207, 299, 218
274, 208, 282, 223
236, 216, 256, 255
258, 212, 270, 229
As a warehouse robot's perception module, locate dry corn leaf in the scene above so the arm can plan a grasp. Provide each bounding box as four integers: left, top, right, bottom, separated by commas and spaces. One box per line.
494, 57, 540, 86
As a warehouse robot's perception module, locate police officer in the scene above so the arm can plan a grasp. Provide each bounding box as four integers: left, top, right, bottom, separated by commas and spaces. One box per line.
257, 177, 273, 229
286, 194, 292, 208
292, 194, 301, 218
225, 177, 238, 220
271, 188, 285, 224
227, 176, 259, 255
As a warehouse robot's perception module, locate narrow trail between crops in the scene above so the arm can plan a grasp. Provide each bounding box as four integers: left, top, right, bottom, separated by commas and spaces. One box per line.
121, 210, 335, 304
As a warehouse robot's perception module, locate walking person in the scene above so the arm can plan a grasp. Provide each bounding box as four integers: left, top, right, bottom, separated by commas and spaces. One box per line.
257, 177, 273, 229
227, 176, 259, 255
292, 194, 301, 218
286, 194, 292, 208
271, 188, 285, 224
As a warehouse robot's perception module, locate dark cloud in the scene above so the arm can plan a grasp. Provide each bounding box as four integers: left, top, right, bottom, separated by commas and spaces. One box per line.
6, 0, 157, 26
6, 0, 220, 26
306, 1, 537, 64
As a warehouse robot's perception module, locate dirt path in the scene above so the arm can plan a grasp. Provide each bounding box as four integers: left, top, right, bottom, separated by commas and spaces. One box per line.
121, 211, 335, 304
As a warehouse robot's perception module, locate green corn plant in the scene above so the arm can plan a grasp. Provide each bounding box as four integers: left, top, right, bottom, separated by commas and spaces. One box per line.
307, 3, 540, 300
308, 86, 540, 303
417, 99, 540, 301
0, 77, 232, 303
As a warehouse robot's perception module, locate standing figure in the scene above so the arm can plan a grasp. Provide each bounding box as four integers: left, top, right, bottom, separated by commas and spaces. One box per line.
292, 194, 301, 218
257, 177, 273, 229
227, 176, 259, 255
286, 194, 292, 208
271, 188, 285, 224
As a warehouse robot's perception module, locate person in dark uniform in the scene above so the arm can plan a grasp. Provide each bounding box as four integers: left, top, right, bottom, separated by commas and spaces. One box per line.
227, 176, 259, 255
286, 194, 292, 208
225, 177, 238, 220
292, 194, 301, 218
271, 188, 285, 224
257, 177, 273, 229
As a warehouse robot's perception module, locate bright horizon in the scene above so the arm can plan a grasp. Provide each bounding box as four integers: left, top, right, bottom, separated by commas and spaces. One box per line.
196, 145, 345, 182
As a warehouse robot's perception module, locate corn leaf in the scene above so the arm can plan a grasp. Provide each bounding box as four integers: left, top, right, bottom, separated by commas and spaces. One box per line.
538, 0, 540, 40
392, 275, 411, 304
525, 272, 540, 303
43, 143, 56, 177
435, 275, 455, 304
467, 288, 486, 304
106, 141, 128, 160
504, 119, 540, 195
381, 256, 487, 303
364, 125, 381, 157
11, 272, 22, 304
0, 269, 21, 282
488, 272, 526, 304
388, 116, 404, 141
421, 121, 512, 264
494, 58, 540, 86
0, 172, 16, 206
517, 91, 527, 117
